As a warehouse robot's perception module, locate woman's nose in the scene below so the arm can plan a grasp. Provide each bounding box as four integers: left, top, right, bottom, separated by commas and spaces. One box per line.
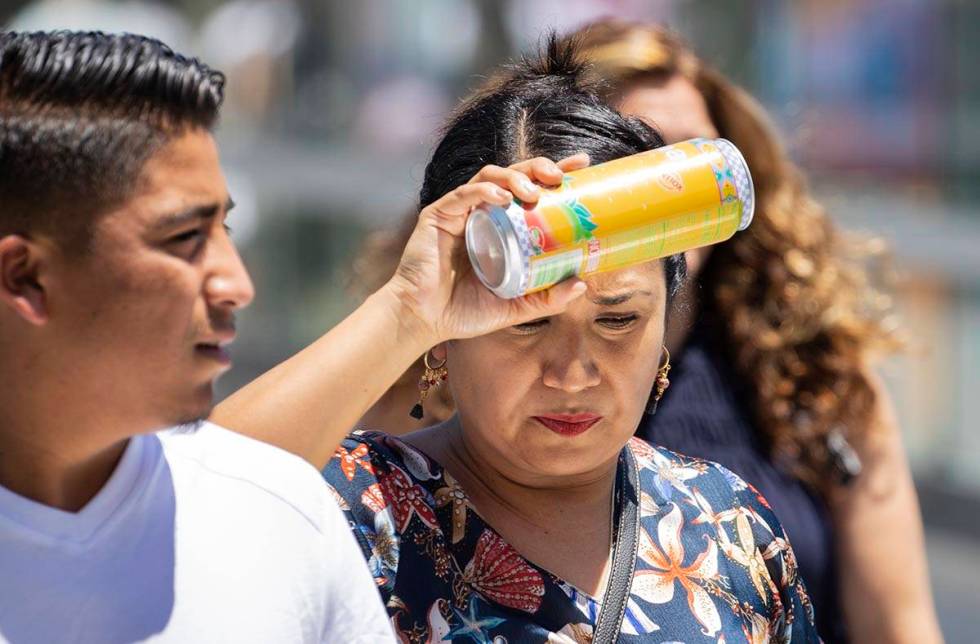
540, 337, 601, 393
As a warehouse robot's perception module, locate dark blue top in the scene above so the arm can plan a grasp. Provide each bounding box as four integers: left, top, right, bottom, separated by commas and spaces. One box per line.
638, 326, 845, 643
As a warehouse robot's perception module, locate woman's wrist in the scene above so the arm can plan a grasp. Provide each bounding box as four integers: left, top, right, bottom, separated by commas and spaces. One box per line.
372, 278, 442, 355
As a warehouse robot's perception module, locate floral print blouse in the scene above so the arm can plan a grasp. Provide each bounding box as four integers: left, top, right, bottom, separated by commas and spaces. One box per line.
323, 431, 820, 643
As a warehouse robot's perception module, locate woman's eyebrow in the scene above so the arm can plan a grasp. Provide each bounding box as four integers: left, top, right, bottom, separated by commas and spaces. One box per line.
589, 290, 652, 306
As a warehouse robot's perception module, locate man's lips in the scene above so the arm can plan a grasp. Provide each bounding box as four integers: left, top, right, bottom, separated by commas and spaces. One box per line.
532, 413, 603, 436
195, 330, 235, 365
195, 343, 231, 364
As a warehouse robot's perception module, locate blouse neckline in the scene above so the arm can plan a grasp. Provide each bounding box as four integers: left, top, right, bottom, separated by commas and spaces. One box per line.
365, 430, 616, 607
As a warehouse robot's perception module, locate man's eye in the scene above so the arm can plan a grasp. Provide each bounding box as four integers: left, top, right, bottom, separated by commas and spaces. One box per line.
170, 228, 204, 244
597, 314, 638, 329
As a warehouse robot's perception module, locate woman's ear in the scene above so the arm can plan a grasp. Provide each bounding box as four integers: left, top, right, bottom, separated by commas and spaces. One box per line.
431, 342, 449, 362
0, 235, 49, 326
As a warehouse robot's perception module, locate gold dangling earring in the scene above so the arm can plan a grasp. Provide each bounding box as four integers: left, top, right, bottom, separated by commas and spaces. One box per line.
647, 347, 671, 415
409, 351, 448, 420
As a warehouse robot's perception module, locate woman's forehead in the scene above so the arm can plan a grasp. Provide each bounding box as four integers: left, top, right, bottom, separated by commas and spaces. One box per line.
582, 263, 665, 301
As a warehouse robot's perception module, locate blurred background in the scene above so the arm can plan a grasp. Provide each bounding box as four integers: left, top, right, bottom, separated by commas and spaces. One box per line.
2, 0, 977, 636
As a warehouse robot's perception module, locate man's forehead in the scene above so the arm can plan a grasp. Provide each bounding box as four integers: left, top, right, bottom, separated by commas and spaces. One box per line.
127, 130, 228, 223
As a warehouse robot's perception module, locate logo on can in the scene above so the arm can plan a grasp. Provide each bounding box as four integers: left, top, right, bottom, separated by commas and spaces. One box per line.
657, 169, 685, 192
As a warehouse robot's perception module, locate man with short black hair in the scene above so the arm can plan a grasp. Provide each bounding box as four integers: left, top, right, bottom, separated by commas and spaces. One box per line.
0, 31, 393, 642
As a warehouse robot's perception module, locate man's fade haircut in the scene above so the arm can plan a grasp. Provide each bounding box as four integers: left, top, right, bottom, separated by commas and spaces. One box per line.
0, 31, 225, 250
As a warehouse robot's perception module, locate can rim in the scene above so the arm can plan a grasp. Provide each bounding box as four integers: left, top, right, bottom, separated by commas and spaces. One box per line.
464, 204, 526, 299
714, 138, 756, 231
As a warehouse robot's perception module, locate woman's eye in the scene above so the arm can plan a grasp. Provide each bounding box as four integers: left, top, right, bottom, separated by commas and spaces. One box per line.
597, 314, 638, 329
512, 318, 549, 334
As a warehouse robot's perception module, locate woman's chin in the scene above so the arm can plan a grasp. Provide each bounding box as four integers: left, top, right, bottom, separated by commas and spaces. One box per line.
507, 429, 629, 478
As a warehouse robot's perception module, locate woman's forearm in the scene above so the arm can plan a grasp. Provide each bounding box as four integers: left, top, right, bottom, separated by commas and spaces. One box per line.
212, 156, 588, 470
834, 371, 943, 643
212, 283, 433, 469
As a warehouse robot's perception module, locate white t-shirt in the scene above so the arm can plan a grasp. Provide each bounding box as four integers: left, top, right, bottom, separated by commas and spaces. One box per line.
0, 422, 394, 643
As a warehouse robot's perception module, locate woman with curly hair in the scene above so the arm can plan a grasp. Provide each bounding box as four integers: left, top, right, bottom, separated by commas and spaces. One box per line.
353, 20, 941, 644
570, 19, 941, 643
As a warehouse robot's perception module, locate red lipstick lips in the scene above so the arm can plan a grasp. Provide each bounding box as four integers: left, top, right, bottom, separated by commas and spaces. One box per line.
533, 413, 602, 437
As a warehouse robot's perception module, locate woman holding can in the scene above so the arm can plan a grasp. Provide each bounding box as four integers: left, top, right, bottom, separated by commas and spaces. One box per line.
349, 21, 940, 644
215, 38, 819, 642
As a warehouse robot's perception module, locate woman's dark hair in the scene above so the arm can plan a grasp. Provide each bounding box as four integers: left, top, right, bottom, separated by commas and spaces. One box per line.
0, 30, 225, 250
349, 35, 687, 427
419, 34, 686, 298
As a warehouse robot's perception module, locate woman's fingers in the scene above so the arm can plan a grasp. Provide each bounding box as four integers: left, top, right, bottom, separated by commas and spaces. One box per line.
466, 164, 542, 203
421, 181, 514, 230
507, 156, 565, 186
423, 154, 593, 240
556, 152, 591, 173
505, 153, 592, 185
507, 278, 588, 323
461, 155, 591, 209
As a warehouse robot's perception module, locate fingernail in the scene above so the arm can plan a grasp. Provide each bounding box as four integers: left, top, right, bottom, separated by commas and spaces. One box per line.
520, 178, 539, 194
494, 187, 510, 201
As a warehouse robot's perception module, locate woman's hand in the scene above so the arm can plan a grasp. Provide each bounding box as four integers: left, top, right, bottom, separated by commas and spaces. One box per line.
385, 154, 591, 347
213, 153, 593, 469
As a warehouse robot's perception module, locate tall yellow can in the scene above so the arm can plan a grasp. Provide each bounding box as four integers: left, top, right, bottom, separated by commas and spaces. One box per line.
465, 138, 754, 298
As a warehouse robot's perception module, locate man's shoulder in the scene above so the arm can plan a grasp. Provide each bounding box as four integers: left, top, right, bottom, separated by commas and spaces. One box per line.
158, 422, 341, 534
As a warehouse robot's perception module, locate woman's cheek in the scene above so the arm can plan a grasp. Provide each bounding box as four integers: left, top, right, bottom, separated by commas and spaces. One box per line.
448, 341, 531, 403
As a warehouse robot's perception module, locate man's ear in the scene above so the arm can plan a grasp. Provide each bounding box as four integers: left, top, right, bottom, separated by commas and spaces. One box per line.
0, 235, 50, 326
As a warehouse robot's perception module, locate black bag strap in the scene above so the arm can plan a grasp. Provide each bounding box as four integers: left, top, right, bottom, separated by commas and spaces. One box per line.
592, 446, 640, 644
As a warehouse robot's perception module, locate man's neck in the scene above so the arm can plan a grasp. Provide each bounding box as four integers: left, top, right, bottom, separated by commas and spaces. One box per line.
0, 383, 130, 512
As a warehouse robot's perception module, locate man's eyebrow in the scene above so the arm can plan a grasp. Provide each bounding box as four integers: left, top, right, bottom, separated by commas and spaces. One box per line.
154, 197, 235, 230
589, 290, 652, 306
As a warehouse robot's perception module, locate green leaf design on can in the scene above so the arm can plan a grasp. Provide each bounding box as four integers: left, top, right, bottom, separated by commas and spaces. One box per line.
557, 176, 598, 242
